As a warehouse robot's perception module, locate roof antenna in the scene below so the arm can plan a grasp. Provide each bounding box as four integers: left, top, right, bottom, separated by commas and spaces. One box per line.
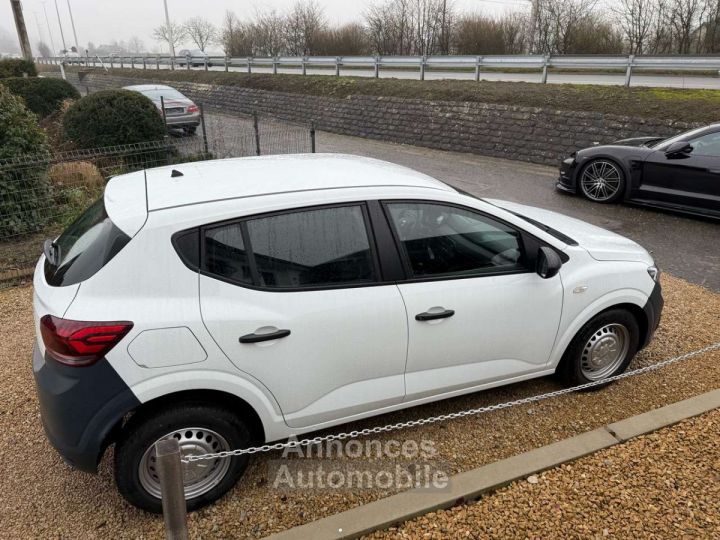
171, 169, 184, 178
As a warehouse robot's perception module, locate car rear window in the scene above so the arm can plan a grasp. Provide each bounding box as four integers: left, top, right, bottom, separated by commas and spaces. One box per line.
44, 198, 131, 287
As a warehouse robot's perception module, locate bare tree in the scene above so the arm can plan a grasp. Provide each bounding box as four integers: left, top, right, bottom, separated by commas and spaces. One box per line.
531, 0, 599, 54
285, 1, 327, 55
700, 0, 720, 52
127, 36, 145, 54
314, 23, 371, 55
500, 12, 529, 54
667, 0, 706, 52
454, 15, 506, 54
184, 16, 216, 52
253, 9, 286, 56
613, 0, 656, 53
152, 21, 186, 54
37, 41, 52, 58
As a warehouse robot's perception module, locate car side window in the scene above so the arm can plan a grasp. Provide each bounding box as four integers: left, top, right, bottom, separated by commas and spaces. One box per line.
203, 205, 377, 289
205, 223, 253, 285
689, 132, 720, 157
386, 202, 527, 278
247, 206, 375, 288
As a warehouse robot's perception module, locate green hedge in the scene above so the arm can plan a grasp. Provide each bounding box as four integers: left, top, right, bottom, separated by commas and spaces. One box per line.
0, 85, 51, 236
0, 77, 80, 119
0, 58, 37, 78
63, 89, 166, 149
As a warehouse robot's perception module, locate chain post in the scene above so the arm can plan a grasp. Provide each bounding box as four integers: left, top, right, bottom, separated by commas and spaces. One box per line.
156, 438, 189, 540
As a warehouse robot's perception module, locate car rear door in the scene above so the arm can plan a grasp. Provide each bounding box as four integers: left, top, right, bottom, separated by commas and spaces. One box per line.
383, 201, 563, 401
198, 203, 408, 429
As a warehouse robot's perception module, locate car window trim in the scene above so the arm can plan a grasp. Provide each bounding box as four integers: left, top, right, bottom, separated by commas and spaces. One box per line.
380, 199, 539, 283
198, 201, 386, 293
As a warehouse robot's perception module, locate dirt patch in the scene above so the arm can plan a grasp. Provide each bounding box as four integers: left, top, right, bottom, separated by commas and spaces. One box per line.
0, 274, 718, 538
69, 67, 720, 124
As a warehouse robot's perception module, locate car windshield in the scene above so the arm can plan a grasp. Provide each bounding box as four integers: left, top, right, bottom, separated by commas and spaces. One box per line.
138, 88, 186, 101
651, 126, 711, 150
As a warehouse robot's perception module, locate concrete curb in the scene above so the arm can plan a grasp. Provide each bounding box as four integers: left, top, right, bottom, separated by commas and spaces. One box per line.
264, 388, 720, 540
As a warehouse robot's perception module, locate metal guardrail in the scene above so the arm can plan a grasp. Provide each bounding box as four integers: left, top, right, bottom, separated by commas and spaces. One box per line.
37, 54, 720, 86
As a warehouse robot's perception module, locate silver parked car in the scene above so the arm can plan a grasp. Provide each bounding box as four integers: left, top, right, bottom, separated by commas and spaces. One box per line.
123, 84, 200, 134
177, 49, 213, 67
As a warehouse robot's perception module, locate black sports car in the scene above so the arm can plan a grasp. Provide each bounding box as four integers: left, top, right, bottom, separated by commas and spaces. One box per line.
557, 124, 720, 219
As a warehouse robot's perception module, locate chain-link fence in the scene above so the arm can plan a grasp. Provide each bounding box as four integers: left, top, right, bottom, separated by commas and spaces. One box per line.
0, 109, 314, 287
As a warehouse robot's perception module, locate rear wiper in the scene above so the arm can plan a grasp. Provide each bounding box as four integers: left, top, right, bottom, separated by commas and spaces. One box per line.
43, 239, 61, 266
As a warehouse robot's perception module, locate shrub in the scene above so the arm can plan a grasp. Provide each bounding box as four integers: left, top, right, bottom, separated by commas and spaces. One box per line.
49, 161, 104, 191
0, 85, 51, 236
62, 89, 166, 149
0, 77, 80, 119
0, 58, 37, 78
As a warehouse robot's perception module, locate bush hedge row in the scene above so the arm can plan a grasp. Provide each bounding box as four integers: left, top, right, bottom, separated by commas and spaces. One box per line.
0, 58, 37, 78
0, 77, 79, 119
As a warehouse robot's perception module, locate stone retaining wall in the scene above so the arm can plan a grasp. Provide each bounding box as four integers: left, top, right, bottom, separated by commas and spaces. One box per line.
57, 71, 697, 166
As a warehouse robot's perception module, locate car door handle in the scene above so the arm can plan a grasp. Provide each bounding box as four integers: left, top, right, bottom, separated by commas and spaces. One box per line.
415, 309, 455, 321
239, 329, 291, 343
708, 169, 720, 174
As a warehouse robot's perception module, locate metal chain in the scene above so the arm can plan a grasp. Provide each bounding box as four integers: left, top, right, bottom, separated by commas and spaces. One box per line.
181, 342, 720, 463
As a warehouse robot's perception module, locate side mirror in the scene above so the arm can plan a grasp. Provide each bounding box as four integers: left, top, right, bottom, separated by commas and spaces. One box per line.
664, 141, 692, 157
537, 246, 562, 279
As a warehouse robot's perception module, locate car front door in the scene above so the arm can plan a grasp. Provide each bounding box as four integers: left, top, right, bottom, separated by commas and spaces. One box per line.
640, 131, 720, 213
199, 203, 408, 429
383, 201, 564, 401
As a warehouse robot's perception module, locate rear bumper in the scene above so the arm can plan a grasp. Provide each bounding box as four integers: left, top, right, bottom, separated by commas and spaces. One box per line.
32, 345, 139, 473
641, 281, 663, 349
165, 112, 200, 128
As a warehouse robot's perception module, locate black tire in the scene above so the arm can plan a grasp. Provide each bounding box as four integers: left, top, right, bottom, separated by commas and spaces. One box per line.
185, 126, 197, 135
114, 402, 251, 513
558, 308, 640, 388
578, 159, 626, 204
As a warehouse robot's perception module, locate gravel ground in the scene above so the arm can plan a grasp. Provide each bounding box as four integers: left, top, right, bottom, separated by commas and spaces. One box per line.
368, 409, 720, 539
0, 274, 718, 538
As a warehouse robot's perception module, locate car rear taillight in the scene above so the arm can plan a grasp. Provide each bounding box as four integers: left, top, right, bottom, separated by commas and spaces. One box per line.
187, 104, 199, 113
40, 315, 133, 367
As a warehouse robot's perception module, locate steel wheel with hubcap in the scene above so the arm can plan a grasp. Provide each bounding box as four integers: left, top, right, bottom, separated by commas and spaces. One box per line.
115, 403, 252, 513
579, 160, 624, 203
559, 308, 640, 387
138, 427, 232, 500
580, 323, 630, 381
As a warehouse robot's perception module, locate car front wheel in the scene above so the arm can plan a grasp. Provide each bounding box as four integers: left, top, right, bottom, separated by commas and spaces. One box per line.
558, 308, 640, 388
578, 159, 625, 203
114, 402, 251, 513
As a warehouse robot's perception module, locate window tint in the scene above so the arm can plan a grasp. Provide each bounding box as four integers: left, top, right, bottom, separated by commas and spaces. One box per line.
44, 198, 131, 287
205, 223, 253, 285
246, 206, 375, 288
387, 202, 526, 277
689, 132, 720, 157
203, 205, 377, 289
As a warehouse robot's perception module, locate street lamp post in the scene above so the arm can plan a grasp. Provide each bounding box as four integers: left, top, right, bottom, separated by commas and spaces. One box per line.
41, 2, 57, 55
10, 0, 33, 60
54, 0, 67, 53
66, 0, 80, 53
163, 0, 175, 58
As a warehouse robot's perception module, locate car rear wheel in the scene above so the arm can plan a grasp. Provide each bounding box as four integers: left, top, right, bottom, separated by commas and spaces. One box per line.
558, 308, 640, 388
114, 403, 251, 513
579, 159, 625, 203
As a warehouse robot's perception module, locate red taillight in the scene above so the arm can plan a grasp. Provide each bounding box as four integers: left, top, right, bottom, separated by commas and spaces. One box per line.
40, 315, 133, 367
186, 104, 199, 113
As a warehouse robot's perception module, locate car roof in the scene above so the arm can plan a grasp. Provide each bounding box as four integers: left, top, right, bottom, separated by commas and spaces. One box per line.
144, 154, 454, 211
122, 84, 176, 92
104, 154, 454, 235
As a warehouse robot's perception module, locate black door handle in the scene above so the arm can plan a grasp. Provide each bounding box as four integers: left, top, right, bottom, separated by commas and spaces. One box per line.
239, 329, 291, 343
415, 309, 455, 321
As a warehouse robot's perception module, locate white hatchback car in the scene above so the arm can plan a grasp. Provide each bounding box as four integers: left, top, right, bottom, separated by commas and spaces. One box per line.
33, 154, 662, 511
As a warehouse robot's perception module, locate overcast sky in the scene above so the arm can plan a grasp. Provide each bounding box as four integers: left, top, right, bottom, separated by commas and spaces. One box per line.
1, 0, 532, 55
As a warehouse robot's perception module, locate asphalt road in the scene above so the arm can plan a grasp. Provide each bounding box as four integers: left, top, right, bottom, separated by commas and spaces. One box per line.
177, 63, 720, 89
316, 130, 720, 291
